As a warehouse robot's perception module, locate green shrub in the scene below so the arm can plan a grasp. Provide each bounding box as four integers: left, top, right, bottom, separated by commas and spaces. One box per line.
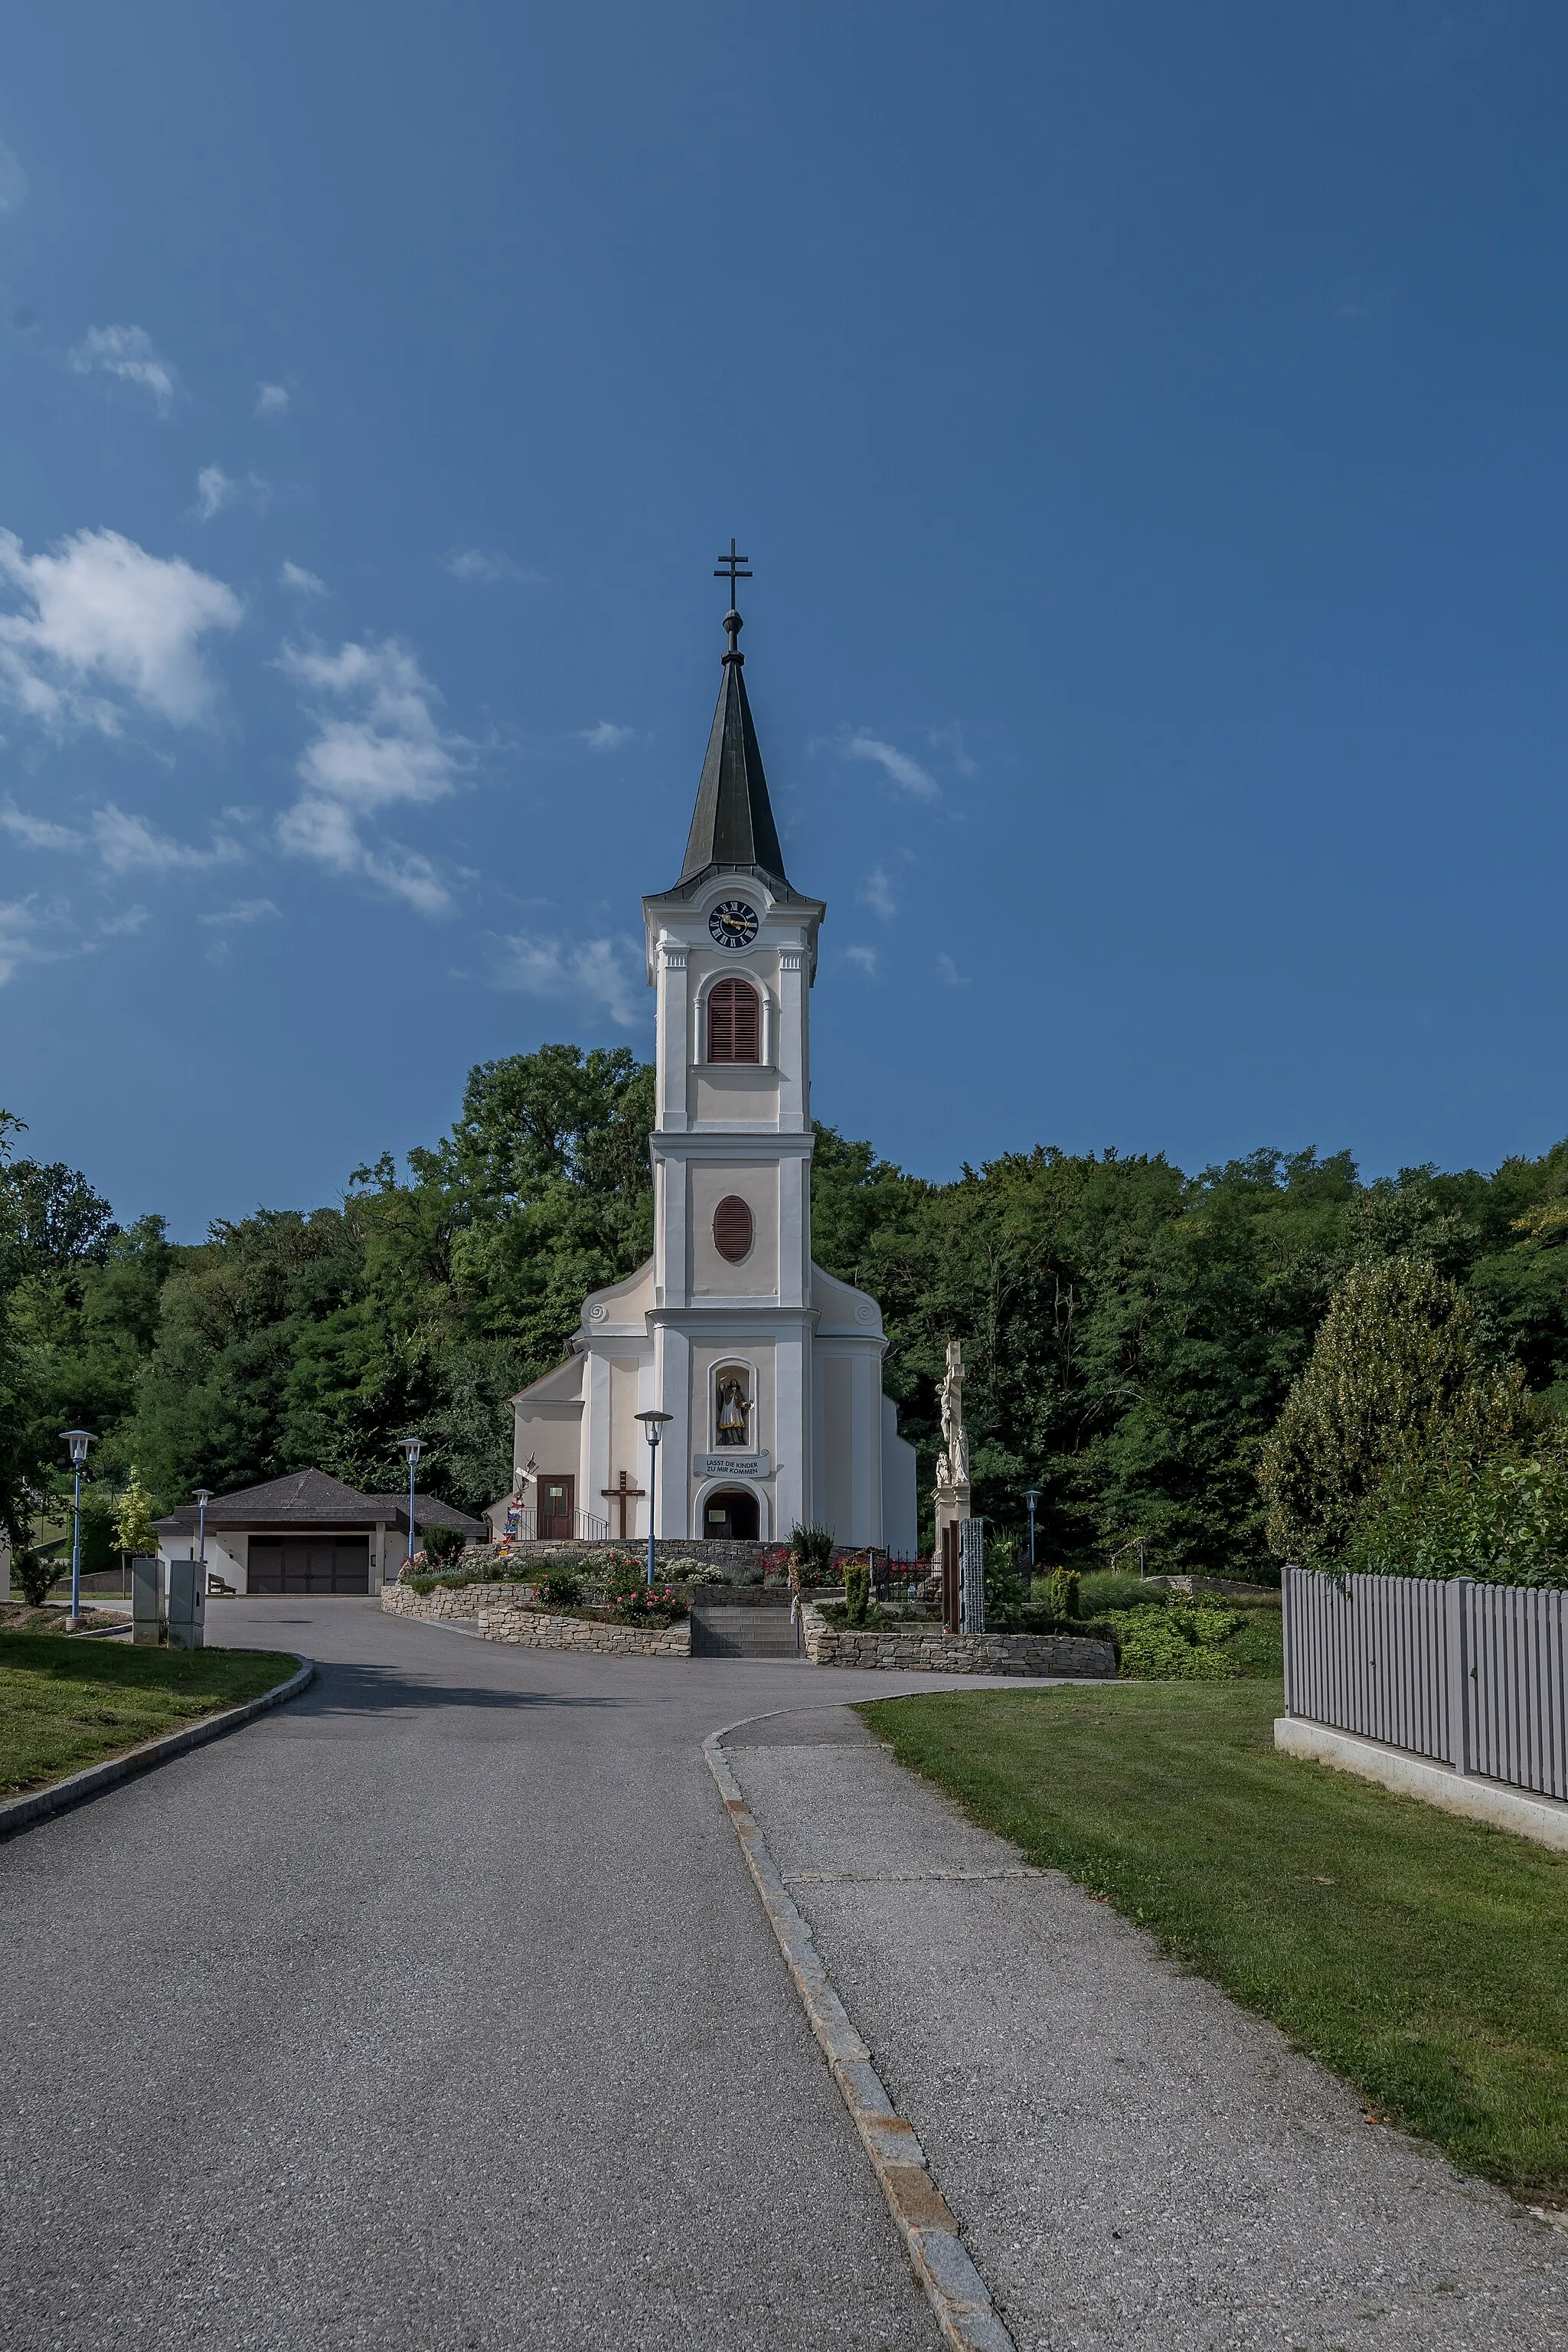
423, 1522, 467, 1566
1345, 1446, 1568, 1588
1047, 1566, 1080, 1622
844, 1561, 871, 1626
540, 1566, 584, 1609
1106, 1604, 1245, 1680
14, 1550, 56, 1608
789, 1524, 836, 1583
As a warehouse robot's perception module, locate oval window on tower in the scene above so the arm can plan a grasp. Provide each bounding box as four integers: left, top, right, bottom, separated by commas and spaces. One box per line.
714, 1195, 754, 1264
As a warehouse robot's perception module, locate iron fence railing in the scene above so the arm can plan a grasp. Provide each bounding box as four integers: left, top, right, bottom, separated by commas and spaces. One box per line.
1282, 1566, 1568, 1802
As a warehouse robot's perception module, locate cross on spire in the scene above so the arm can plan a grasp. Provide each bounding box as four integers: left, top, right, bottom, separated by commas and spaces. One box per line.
715, 537, 752, 652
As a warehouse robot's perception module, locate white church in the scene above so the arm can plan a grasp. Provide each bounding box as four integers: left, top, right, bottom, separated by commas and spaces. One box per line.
505, 581, 917, 1554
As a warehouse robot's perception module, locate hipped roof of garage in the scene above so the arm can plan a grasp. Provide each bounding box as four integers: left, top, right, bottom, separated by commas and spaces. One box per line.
154, 1468, 484, 1534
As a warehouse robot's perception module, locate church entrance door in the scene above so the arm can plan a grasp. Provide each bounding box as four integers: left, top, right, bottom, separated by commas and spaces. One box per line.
538, 1475, 575, 1539
703, 1488, 760, 1541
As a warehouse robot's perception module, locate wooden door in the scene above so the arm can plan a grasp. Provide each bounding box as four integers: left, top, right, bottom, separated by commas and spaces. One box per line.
538, 1475, 575, 1539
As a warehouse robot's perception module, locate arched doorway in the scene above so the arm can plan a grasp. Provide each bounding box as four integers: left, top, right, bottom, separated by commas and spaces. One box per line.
702, 1488, 760, 1540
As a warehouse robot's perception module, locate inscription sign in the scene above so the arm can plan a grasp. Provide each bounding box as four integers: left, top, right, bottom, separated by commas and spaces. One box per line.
694, 1452, 770, 1478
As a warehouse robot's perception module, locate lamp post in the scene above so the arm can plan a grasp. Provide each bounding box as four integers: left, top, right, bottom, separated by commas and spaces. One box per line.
634, 1410, 674, 1589
400, 1437, 425, 1565
60, 1430, 95, 1631
1024, 1488, 1042, 1572
194, 1488, 212, 1583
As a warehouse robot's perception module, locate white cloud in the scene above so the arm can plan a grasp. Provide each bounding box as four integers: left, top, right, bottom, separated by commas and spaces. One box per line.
843, 943, 880, 976
841, 730, 941, 802
3, 795, 241, 876
199, 897, 280, 928
928, 721, 978, 779
1, 802, 81, 851
195, 466, 235, 521
441, 548, 536, 585
90, 802, 242, 876
194, 466, 268, 522
69, 324, 178, 415
0, 897, 59, 985
0, 527, 241, 733
858, 864, 897, 920
255, 382, 289, 418
279, 560, 326, 596
491, 933, 642, 1028
99, 904, 149, 937
579, 720, 634, 752
936, 952, 970, 987
277, 635, 462, 915
0, 141, 27, 216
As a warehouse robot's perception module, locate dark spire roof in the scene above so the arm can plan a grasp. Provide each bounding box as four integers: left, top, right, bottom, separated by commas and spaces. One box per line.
677, 605, 792, 892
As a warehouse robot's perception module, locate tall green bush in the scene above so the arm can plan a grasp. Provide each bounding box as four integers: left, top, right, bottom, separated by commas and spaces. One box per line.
1346, 1444, 1568, 1588
1259, 1257, 1538, 1563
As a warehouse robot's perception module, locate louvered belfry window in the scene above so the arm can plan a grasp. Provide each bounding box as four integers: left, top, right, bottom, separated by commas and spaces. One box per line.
707, 977, 761, 1063
714, 1196, 755, 1263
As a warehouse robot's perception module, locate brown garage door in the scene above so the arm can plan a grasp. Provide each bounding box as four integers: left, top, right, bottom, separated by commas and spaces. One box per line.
248, 1537, 370, 1595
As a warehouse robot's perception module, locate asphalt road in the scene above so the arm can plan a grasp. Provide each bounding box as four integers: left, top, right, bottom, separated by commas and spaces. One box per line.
0, 1599, 979, 2352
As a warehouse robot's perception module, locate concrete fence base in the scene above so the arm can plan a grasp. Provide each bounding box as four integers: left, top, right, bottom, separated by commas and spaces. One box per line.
1275, 1717, 1568, 1854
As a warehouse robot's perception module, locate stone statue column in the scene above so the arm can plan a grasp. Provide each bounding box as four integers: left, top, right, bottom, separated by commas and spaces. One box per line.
933, 1337, 972, 1567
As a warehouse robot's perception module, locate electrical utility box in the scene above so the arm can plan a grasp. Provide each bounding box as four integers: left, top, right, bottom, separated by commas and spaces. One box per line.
167, 1559, 206, 1651
131, 1554, 164, 1646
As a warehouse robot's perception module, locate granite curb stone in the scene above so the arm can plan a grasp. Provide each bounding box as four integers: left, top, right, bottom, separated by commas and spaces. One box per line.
704, 1717, 1018, 2352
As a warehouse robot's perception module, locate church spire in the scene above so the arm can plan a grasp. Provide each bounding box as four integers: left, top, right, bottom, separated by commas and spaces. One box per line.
677, 545, 791, 891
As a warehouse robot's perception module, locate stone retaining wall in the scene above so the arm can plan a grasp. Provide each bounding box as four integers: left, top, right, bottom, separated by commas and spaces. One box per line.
800, 1604, 1115, 1678
382, 1578, 690, 1657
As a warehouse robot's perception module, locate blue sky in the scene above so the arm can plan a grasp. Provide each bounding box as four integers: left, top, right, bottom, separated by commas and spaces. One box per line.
2, 2, 1566, 1238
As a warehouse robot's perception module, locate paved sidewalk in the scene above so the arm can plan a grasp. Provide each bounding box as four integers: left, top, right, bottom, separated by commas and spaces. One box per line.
723, 1703, 1568, 2352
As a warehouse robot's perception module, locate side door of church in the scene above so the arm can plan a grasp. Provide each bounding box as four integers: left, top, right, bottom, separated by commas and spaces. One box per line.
538, 1475, 575, 1540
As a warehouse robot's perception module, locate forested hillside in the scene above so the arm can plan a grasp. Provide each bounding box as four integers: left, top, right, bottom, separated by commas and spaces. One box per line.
5, 1055, 1568, 1575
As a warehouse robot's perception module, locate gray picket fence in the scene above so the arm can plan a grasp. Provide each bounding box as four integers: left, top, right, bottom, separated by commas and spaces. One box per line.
1282, 1566, 1568, 1801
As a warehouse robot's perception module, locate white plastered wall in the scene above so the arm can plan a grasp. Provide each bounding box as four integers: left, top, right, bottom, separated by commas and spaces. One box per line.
689, 1161, 779, 1296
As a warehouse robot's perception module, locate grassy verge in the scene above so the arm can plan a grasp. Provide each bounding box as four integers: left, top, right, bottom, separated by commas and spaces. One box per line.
862, 1678, 1568, 2201
0, 1638, 301, 1798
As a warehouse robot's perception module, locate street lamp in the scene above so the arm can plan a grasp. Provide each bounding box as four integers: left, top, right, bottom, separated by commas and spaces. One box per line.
194, 1488, 212, 1580
399, 1437, 425, 1564
634, 1410, 674, 1589
1024, 1489, 1042, 1572
60, 1430, 95, 1631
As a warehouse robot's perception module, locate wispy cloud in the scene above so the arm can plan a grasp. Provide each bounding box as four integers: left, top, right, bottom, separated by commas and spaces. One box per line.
279, 560, 326, 596
927, 720, 977, 779
0, 141, 27, 217
0, 527, 241, 734
491, 933, 642, 1027
3, 797, 243, 875
194, 466, 268, 523
99, 904, 149, 938
277, 635, 464, 916
69, 323, 178, 415
843, 943, 880, 977
255, 381, 289, 418
858, 864, 897, 920
579, 720, 634, 752
441, 548, 537, 585
199, 897, 280, 928
841, 730, 941, 802
936, 952, 970, 988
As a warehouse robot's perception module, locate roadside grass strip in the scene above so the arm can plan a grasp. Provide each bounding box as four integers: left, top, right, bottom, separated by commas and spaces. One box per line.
863, 1678, 1568, 2204
0, 1635, 301, 1797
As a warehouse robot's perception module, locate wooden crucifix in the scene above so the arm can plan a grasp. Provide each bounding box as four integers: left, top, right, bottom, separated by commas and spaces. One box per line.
600, 1468, 647, 1540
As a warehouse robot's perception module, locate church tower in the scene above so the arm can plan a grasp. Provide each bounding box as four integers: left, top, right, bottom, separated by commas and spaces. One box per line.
506, 560, 916, 1555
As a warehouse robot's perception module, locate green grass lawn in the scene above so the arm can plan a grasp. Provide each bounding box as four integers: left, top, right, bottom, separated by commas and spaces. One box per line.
863, 1677, 1568, 2202
0, 1637, 301, 1799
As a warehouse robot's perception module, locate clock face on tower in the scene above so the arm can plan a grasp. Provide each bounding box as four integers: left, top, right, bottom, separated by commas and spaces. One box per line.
709, 899, 760, 950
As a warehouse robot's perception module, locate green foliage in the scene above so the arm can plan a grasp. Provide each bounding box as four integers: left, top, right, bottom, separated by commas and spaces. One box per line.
789, 1523, 836, 1580
113, 1468, 159, 1560
421, 1521, 467, 1566
1076, 1570, 1167, 1615
539, 1565, 585, 1608
13, 1550, 55, 1607
1258, 1257, 1541, 1564
843, 1560, 871, 1625
1047, 1566, 1081, 1621
1348, 1443, 1568, 1587
1105, 1603, 1245, 1679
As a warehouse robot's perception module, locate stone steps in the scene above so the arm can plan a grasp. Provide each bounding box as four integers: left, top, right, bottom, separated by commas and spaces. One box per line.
691, 1606, 802, 1660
